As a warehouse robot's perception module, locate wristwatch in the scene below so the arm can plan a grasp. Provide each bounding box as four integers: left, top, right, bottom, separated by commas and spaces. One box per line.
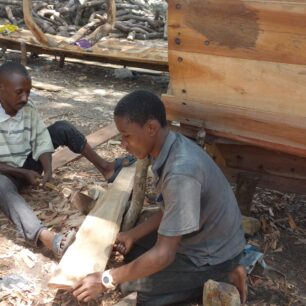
101, 269, 117, 289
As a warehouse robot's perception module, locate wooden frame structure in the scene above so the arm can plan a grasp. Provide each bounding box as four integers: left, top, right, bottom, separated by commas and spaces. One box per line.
163, 0, 306, 206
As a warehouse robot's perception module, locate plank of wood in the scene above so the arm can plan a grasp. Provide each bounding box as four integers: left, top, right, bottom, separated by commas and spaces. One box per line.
52, 122, 118, 171
48, 165, 136, 289
163, 94, 306, 157
216, 143, 306, 181
168, 51, 306, 118
0, 29, 168, 70
169, 0, 306, 65
32, 80, 63, 92
222, 165, 306, 195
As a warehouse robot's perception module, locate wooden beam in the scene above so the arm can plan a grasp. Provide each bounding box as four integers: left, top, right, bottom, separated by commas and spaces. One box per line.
52, 122, 118, 171
163, 94, 306, 158
0, 30, 168, 71
48, 165, 136, 289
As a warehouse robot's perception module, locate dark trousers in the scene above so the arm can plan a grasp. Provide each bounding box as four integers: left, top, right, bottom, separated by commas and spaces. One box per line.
0, 121, 86, 246
121, 233, 242, 306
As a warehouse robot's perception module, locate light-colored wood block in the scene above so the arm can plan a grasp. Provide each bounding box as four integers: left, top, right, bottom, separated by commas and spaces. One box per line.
48, 165, 136, 289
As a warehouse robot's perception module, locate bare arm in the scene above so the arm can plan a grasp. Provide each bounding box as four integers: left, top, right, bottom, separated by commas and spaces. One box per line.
39, 152, 52, 183
114, 211, 163, 255
129, 210, 163, 241
0, 162, 41, 185
0, 162, 28, 179
72, 232, 181, 302
112, 233, 181, 284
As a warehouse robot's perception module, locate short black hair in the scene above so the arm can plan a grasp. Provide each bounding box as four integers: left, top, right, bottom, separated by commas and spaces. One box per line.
0, 62, 29, 79
114, 90, 167, 127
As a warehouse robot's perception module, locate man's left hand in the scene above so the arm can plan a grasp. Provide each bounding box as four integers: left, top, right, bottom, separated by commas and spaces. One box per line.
41, 170, 52, 185
72, 272, 106, 302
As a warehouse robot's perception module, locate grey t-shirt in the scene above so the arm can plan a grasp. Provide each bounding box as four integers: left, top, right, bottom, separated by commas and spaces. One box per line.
152, 131, 245, 267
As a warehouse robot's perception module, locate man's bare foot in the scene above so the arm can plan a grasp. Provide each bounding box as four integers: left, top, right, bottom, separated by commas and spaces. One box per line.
229, 265, 247, 305
80, 143, 136, 182
39, 229, 55, 250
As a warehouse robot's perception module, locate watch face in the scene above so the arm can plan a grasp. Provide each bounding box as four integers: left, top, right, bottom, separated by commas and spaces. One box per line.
103, 276, 110, 284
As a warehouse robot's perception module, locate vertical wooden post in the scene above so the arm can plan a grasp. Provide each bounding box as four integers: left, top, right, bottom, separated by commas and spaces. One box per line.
121, 157, 150, 231
59, 54, 65, 68
235, 172, 261, 216
20, 42, 27, 66
0, 47, 7, 58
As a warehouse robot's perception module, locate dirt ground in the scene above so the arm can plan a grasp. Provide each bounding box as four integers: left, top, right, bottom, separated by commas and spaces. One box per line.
0, 50, 305, 306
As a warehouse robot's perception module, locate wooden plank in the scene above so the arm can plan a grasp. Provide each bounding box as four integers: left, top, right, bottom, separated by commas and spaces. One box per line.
205, 142, 306, 194
0, 30, 168, 71
32, 80, 63, 92
163, 94, 306, 157
223, 166, 306, 195
217, 143, 306, 181
48, 165, 136, 289
169, 0, 306, 65
52, 122, 118, 171
168, 51, 306, 117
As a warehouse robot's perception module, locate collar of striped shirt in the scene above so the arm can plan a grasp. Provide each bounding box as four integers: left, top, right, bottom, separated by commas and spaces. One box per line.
0, 102, 23, 123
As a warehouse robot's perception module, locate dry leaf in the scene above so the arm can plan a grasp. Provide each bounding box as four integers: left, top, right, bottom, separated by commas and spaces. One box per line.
288, 214, 298, 231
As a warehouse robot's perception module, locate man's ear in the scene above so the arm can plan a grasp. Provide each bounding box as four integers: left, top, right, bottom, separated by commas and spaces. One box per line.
146, 119, 160, 136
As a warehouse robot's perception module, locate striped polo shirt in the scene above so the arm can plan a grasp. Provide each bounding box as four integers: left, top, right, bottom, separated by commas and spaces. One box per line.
0, 101, 54, 168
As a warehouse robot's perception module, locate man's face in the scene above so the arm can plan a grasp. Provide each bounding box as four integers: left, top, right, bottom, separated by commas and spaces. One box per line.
0, 73, 31, 116
114, 116, 157, 159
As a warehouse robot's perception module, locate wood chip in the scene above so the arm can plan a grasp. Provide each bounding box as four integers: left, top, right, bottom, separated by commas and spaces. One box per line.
288, 214, 299, 231
20, 249, 37, 269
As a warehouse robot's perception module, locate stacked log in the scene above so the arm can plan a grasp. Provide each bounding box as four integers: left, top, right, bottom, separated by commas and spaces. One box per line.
0, 0, 167, 45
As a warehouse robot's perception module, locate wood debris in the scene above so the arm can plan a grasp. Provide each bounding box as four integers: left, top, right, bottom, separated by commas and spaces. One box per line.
0, 0, 167, 45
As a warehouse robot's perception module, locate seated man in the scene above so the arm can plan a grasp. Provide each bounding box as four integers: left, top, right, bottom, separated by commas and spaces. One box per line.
73, 90, 247, 305
0, 62, 134, 258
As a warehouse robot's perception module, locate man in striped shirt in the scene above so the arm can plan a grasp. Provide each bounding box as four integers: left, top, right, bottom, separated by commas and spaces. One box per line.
0, 62, 134, 258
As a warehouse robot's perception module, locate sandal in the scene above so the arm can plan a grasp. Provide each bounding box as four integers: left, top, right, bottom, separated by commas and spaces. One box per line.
52, 230, 76, 259
107, 155, 136, 183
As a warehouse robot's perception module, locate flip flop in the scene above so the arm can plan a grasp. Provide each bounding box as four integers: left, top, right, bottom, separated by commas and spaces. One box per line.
52, 230, 76, 259
107, 155, 136, 183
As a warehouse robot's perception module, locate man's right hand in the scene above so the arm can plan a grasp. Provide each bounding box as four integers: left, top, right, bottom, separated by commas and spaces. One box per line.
114, 231, 135, 255
23, 170, 41, 186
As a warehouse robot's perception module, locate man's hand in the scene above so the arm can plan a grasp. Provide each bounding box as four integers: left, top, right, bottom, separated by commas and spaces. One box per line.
41, 170, 52, 185
39, 152, 52, 185
72, 272, 105, 302
114, 231, 135, 255
23, 170, 41, 186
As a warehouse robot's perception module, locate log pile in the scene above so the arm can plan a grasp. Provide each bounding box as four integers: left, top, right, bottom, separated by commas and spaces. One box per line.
0, 0, 167, 46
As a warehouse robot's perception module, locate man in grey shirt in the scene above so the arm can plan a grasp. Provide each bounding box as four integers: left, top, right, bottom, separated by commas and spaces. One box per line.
73, 90, 247, 305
